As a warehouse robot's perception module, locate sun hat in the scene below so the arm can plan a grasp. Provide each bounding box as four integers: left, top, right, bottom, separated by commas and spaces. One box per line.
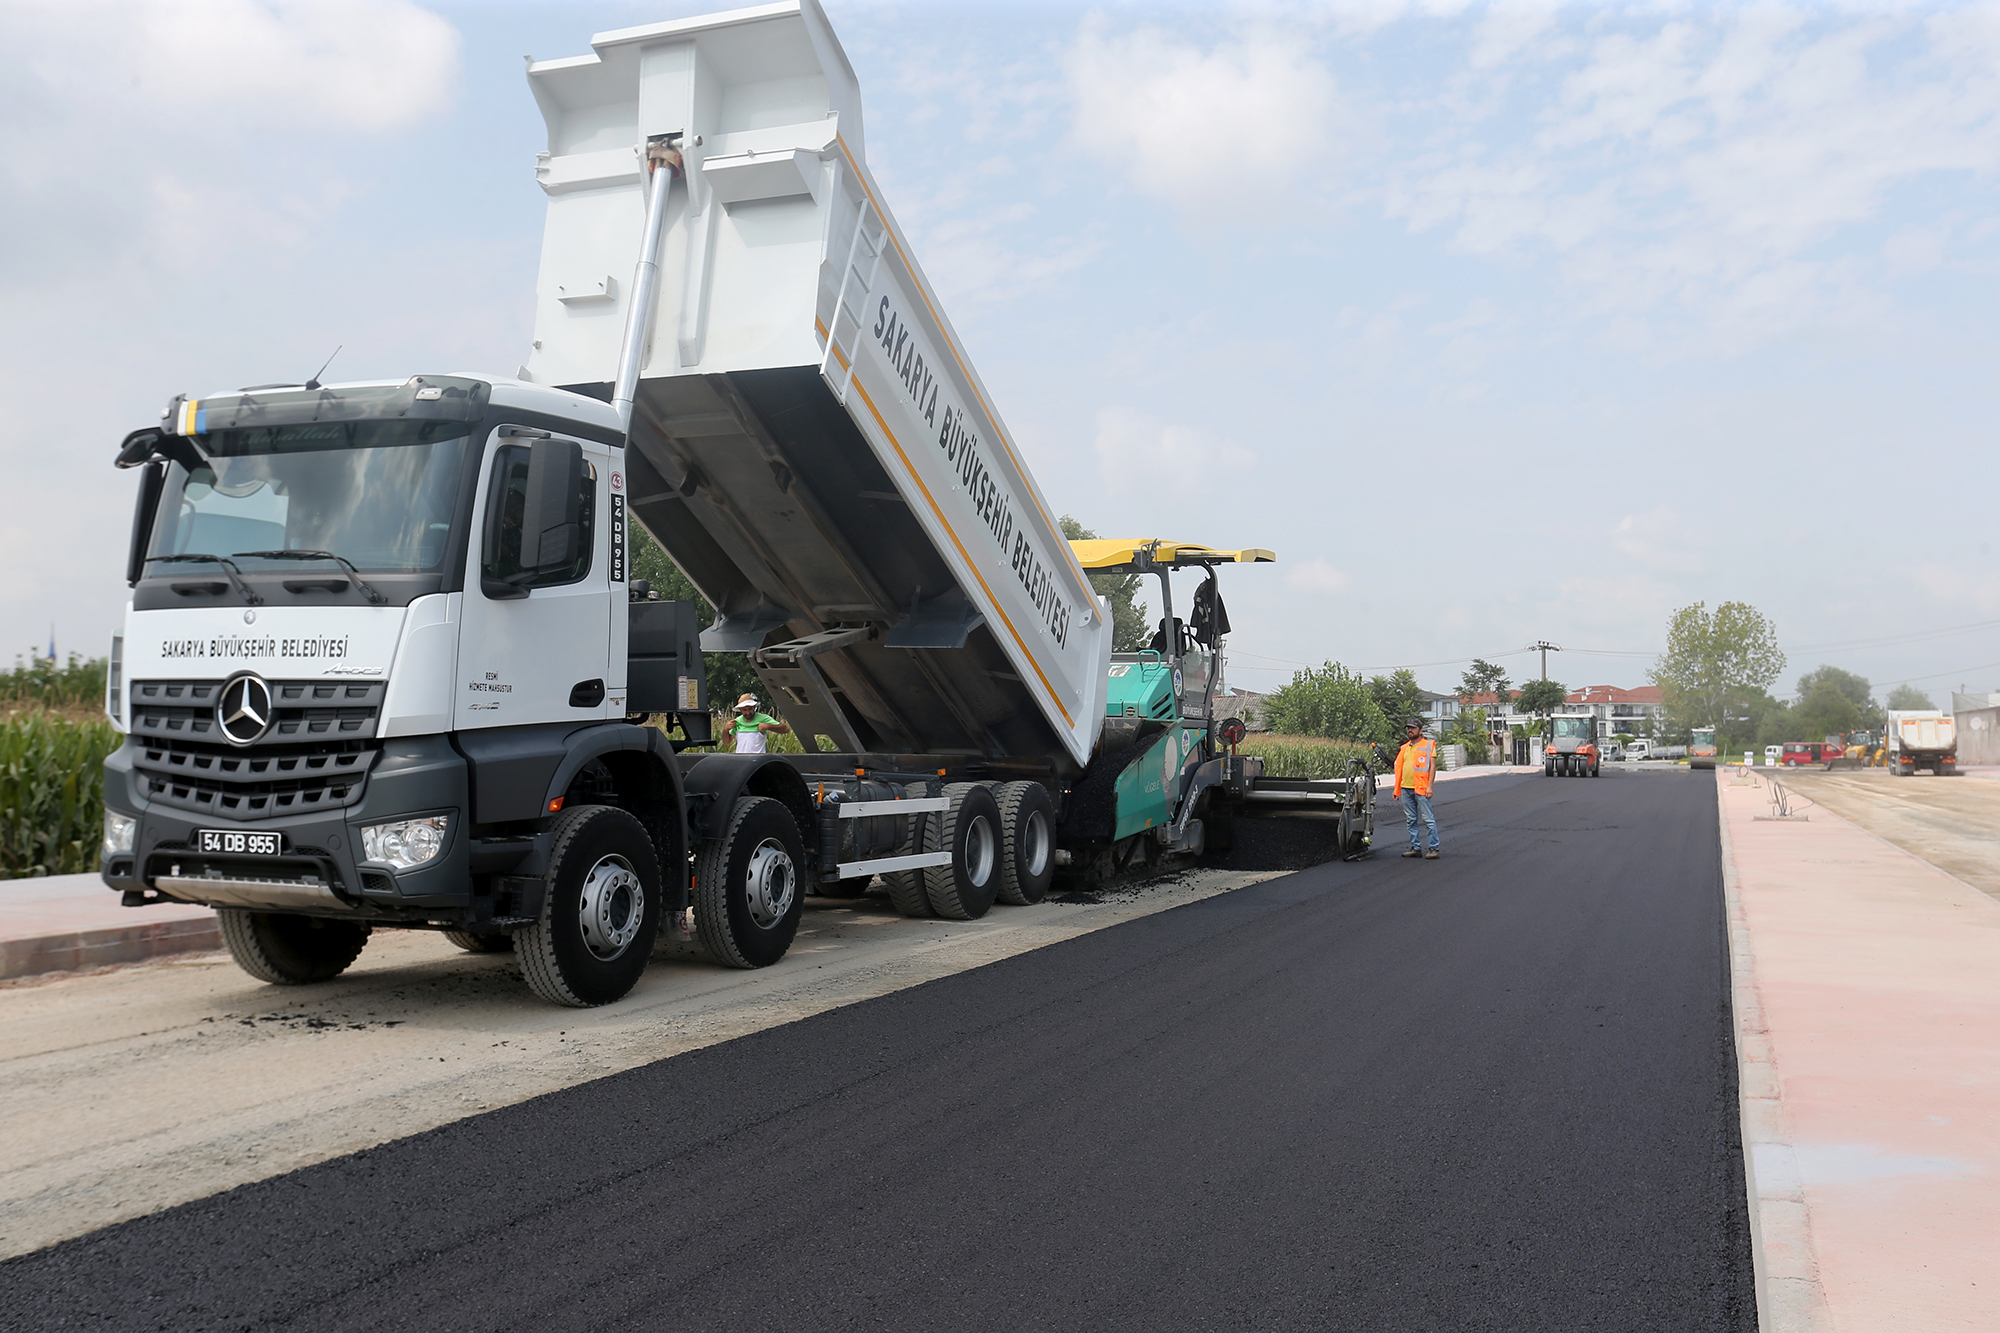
735, 693, 760, 710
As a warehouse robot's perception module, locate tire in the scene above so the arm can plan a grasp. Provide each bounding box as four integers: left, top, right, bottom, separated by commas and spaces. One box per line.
694, 796, 806, 969
925, 783, 1002, 920
883, 782, 937, 919
994, 781, 1057, 906
443, 930, 513, 953
218, 909, 369, 985
517, 804, 661, 1007
1544, 761, 1554, 777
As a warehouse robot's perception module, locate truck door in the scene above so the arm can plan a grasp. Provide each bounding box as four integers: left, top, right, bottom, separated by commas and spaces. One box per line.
455, 428, 616, 730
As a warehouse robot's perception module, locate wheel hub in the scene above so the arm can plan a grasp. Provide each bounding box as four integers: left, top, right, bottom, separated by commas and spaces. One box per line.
578, 854, 643, 960
964, 814, 996, 886
744, 838, 796, 928
1020, 810, 1050, 878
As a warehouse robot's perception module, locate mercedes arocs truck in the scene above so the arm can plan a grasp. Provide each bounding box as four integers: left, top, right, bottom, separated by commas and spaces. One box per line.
96, 1, 1374, 1007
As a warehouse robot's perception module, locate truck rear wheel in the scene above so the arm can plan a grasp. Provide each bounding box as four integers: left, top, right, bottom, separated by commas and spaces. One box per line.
443, 930, 513, 953
517, 804, 661, 1007
925, 783, 1002, 920
694, 796, 806, 968
994, 780, 1056, 906
218, 909, 369, 985
883, 782, 937, 919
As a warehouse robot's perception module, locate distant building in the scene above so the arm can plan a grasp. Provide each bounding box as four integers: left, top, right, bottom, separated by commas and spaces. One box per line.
1459, 684, 1665, 735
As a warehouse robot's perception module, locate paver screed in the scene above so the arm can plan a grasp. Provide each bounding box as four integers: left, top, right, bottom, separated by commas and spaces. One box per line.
1719, 770, 1999, 1331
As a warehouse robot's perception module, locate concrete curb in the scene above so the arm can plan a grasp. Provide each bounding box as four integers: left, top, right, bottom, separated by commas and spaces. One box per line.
0, 915, 220, 981
1716, 774, 1830, 1333
0, 875, 221, 981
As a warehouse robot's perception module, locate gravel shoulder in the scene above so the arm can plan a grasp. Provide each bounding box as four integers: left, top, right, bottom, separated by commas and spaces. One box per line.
1773, 767, 2000, 901
0, 865, 1283, 1260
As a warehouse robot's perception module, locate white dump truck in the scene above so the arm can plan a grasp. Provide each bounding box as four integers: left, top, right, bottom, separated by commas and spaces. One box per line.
98, 1, 1373, 1007
1885, 710, 1958, 776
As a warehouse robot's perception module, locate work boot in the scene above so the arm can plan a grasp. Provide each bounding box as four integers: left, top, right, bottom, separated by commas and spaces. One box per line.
1423, 850, 1441, 860
1402, 848, 1421, 858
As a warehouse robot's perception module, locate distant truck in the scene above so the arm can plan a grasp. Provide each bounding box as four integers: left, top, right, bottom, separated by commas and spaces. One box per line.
1885, 711, 1959, 776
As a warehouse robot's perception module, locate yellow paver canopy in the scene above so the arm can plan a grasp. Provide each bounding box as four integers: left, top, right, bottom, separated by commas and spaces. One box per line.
1068, 540, 1277, 573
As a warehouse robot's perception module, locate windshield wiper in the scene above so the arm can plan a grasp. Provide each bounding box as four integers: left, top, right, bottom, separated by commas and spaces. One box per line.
233, 550, 388, 605
144, 554, 265, 606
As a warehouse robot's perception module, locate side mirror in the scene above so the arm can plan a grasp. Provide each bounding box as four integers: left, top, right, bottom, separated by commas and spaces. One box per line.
115, 428, 165, 469
520, 439, 584, 572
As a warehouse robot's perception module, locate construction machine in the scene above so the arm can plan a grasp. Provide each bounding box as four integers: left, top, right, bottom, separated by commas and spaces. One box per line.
95, 1, 1373, 1008
1543, 712, 1601, 777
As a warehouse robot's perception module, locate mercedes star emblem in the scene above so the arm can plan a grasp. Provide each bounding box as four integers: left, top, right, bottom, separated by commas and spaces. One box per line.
217, 673, 274, 745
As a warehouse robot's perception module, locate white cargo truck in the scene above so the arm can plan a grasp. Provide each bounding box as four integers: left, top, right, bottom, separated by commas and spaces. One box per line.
1885, 710, 1958, 776
98, 1, 1375, 1006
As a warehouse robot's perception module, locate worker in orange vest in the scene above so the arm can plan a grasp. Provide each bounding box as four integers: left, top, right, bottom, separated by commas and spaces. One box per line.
1393, 716, 1442, 859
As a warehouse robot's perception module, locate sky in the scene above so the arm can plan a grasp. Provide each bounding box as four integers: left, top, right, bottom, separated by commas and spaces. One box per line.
3, 0, 1998, 705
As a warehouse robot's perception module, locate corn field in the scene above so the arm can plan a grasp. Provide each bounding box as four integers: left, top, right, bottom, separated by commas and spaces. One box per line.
1235, 734, 1380, 780
0, 710, 121, 878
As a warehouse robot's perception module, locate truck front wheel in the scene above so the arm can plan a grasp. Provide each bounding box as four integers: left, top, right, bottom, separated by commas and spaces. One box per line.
218, 910, 369, 985
517, 804, 661, 1007
694, 796, 806, 968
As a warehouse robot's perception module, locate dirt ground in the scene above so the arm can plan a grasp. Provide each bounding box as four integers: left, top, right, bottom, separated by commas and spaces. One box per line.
0, 865, 1283, 1261
1760, 767, 2000, 901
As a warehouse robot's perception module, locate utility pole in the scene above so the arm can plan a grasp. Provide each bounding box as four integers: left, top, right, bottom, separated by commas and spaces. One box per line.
1534, 640, 1561, 681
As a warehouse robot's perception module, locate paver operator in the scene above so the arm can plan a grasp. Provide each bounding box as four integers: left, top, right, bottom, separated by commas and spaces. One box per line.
728, 694, 791, 754
1393, 716, 1442, 859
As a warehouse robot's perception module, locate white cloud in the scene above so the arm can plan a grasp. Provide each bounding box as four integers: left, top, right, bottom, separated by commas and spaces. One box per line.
1066, 20, 1352, 221
1092, 406, 1256, 503
10, 0, 459, 131
1611, 506, 1704, 575
1286, 558, 1351, 595
1385, 7, 2000, 345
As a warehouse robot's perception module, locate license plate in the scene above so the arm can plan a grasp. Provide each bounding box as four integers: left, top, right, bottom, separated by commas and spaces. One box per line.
197, 829, 283, 856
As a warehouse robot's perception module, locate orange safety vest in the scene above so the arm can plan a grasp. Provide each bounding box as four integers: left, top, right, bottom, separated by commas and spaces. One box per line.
1394, 737, 1436, 798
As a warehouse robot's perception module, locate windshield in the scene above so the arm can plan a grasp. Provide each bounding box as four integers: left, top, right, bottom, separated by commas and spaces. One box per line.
148, 420, 472, 574
1552, 717, 1592, 739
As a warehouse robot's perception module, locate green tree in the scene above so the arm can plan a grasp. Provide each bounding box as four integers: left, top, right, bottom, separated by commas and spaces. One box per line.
1445, 705, 1492, 764
1266, 661, 1391, 742
1059, 516, 1149, 652
1795, 664, 1879, 731
629, 526, 762, 712
1651, 601, 1786, 736
1513, 678, 1568, 719
1366, 668, 1427, 731
1457, 658, 1510, 704
1793, 680, 1861, 740
1886, 684, 1935, 711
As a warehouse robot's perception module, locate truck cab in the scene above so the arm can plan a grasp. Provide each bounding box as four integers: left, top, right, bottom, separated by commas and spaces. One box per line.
101, 375, 717, 1005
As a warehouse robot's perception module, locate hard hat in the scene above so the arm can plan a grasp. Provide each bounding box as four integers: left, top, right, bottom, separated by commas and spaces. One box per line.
735, 694, 760, 710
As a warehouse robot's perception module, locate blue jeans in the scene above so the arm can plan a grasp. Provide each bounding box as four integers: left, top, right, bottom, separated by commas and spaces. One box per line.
1400, 790, 1440, 851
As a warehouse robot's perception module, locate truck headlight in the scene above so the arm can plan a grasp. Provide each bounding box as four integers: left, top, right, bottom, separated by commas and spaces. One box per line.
361, 815, 450, 870
102, 811, 136, 858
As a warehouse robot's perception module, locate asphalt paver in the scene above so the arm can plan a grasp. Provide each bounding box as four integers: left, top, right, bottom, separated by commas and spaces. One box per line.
0, 768, 1751, 1331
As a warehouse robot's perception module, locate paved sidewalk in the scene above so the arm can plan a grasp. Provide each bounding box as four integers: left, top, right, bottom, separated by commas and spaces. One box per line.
0, 875, 218, 981
1719, 770, 1998, 1330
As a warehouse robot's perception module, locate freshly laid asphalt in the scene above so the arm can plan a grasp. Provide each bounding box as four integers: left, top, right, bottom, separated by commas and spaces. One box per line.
0, 768, 1751, 1331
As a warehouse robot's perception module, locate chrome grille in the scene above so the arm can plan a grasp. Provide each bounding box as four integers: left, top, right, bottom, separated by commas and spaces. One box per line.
130, 678, 386, 745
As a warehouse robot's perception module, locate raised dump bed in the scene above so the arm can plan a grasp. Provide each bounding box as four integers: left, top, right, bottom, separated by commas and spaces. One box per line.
522, 0, 1107, 774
